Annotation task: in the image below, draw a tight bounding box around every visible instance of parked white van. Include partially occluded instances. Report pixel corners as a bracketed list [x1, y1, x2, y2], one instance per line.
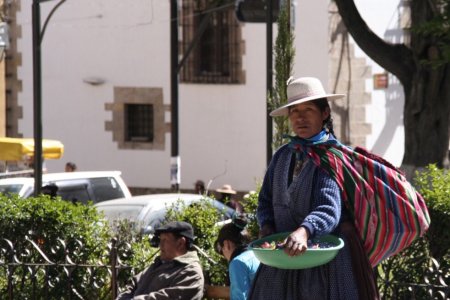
[0, 171, 132, 204]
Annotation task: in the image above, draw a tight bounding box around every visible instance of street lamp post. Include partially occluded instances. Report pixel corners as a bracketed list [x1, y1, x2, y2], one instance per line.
[32, 0, 43, 196]
[31, 0, 65, 196]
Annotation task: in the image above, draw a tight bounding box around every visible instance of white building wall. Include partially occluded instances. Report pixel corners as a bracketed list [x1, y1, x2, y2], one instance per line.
[15, 0, 336, 192]
[18, 0, 174, 188]
[293, 1, 329, 81]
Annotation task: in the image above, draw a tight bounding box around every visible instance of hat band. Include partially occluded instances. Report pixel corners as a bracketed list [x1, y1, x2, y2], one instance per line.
[288, 91, 324, 103]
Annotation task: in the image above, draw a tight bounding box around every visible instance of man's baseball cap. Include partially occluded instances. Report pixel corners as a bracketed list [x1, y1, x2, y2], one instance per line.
[155, 221, 195, 240]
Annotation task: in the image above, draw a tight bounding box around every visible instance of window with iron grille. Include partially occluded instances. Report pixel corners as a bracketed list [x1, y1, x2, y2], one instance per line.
[106, 87, 166, 151]
[125, 104, 154, 142]
[180, 0, 244, 84]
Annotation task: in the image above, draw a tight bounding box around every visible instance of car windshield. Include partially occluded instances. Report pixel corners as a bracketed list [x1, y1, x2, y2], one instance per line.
[90, 177, 126, 202]
[0, 184, 23, 196]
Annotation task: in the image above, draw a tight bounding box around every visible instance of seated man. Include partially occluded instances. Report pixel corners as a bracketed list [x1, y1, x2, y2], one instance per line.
[116, 221, 204, 300]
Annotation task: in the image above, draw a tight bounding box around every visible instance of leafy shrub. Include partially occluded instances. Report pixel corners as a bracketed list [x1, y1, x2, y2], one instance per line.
[414, 164, 450, 261]
[242, 186, 261, 240]
[0, 194, 112, 298]
[163, 198, 229, 286]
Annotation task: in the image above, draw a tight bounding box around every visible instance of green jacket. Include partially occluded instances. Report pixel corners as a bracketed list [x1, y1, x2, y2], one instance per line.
[116, 251, 204, 300]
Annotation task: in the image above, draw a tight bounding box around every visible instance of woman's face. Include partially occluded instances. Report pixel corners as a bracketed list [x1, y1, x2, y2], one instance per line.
[288, 101, 330, 139]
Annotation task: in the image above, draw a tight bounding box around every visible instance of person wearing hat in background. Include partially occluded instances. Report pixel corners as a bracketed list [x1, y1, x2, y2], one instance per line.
[214, 216, 260, 300]
[249, 77, 379, 299]
[216, 184, 244, 214]
[194, 180, 205, 195]
[116, 221, 204, 300]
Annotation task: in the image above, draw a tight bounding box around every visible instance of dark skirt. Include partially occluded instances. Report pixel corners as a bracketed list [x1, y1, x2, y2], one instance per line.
[341, 222, 379, 300]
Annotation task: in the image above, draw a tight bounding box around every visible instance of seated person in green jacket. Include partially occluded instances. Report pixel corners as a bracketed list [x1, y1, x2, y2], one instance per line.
[116, 221, 204, 300]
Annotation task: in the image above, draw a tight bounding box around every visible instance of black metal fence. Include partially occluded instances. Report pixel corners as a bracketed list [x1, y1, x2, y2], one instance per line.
[0, 237, 133, 300]
[1, 237, 449, 300]
[376, 254, 450, 300]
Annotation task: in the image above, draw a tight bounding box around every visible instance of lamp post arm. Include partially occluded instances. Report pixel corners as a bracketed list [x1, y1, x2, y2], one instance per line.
[40, 0, 66, 44]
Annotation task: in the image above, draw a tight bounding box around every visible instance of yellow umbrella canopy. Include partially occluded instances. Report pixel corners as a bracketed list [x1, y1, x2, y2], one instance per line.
[0, 137, 64, 161]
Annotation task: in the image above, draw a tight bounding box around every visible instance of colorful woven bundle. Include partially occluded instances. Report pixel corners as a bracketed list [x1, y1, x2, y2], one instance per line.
[303, 143, 431, 267]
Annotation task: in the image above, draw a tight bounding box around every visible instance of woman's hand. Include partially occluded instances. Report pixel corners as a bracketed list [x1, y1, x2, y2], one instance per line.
[283, 226, 309, 257]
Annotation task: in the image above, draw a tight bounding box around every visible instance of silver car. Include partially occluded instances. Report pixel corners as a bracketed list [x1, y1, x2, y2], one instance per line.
[94, 193, 235, 234]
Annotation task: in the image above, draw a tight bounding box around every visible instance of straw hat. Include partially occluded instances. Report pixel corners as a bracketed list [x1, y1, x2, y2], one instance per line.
[216, 184, 237, 195]
[270, 77, 345, 117]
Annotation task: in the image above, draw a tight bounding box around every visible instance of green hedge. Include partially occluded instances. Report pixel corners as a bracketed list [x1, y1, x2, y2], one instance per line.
[0, 194, 112, 298]
[0, 194, 160, 298]
[414, 164, 450, 262]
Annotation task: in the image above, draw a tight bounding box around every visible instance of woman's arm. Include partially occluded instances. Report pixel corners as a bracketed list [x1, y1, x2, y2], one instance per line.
[256, 157, 276, 236]
[229, 259, 252, 300]
[301, 168, 342, 237]
[284, 168, 342, 256]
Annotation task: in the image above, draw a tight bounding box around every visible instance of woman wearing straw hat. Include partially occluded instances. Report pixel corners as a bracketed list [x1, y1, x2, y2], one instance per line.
[249, 77, 379, 299]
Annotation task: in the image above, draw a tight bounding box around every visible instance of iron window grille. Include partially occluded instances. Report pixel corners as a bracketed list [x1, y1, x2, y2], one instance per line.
[125, 104, 154, 143]
[180, 0, 244, 84]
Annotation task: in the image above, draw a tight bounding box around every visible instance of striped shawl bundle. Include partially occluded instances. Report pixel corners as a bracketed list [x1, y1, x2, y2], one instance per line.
[302, 143, 430, 267]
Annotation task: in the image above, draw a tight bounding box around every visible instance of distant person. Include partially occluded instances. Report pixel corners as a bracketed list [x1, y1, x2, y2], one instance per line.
[65, 162, 77, 172]
[116, 221, 204, 300]
[194, 180, 205, 195]
[215, 216, 260, 300]
[216, 184, 244, 214]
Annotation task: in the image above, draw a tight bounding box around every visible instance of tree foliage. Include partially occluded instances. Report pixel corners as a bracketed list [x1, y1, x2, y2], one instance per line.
[269, 2, 295, 150]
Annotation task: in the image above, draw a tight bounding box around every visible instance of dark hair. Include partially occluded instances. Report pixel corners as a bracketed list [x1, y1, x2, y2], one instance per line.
[313, 98, 335, 136]
[215, 215, 249, 254]
[65, 162, 77, 171]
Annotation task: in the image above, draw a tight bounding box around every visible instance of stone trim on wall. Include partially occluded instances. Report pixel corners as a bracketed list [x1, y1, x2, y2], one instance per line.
[4, 0, 23, 137]
[328, 3, 372, 147]
[105, 87, 168, 151]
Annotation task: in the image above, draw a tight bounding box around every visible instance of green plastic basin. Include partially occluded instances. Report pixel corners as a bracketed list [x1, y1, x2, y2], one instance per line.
[249, 232, 344, 269]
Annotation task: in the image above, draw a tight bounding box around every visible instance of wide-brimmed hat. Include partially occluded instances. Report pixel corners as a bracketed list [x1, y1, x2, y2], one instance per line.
[270, 77, 345, 117]
[155, 221, 195, 240]
[216, 184, 237, 195]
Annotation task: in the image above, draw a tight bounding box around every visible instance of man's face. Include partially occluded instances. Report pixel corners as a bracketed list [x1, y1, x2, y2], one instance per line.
[159, 232, 184, 261]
